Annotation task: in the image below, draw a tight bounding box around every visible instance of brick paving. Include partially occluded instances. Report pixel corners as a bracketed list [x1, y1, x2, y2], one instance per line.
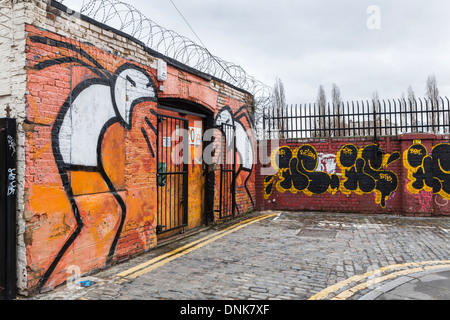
[28, 211, 450, 301]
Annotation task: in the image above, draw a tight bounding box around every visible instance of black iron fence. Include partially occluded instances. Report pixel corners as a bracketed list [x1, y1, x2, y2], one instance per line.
[156, 114, 189, 236]
[218, 123, 236, 219]
[263, 97, 450, 140]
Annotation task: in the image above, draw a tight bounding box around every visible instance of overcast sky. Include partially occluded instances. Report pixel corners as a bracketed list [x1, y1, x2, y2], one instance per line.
[63, 0, 450, 104]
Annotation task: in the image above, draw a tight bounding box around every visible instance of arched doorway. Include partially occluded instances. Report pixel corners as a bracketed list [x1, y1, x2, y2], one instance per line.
[156, 99, 214, 239]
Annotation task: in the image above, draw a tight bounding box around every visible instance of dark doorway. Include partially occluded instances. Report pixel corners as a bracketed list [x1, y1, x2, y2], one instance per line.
[0, 118, 17, 300]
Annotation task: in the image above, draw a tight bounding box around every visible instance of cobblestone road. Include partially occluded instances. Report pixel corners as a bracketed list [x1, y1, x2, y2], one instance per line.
[30, 211, 450, 301]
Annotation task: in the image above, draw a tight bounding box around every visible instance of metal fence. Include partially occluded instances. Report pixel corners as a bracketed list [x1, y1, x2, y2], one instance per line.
[263, 97, 450, 140]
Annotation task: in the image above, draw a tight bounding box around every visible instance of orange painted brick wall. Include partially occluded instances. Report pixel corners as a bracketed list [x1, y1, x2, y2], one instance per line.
[23, 24, 255, 293]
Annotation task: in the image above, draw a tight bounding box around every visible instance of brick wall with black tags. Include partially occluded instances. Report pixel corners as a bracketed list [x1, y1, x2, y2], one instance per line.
[256, 134, 450, 217]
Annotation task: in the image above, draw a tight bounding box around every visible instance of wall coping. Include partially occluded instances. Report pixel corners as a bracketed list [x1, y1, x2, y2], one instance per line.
[397, 133, 438, 141]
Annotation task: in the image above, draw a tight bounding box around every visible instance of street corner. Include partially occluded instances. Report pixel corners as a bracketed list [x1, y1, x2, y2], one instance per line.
[309, 260, 450, 300]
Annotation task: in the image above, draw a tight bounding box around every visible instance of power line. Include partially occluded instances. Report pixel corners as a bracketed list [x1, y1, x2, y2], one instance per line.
[168, 0, 238, 83]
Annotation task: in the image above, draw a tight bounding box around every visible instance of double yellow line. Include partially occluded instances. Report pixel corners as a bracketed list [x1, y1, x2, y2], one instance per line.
[309, 260, 450, 300]
[115, 213, 278, 280]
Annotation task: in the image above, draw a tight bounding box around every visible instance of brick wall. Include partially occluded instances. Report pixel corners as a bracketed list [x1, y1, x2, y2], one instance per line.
[0, 0, 38, 294]
[256, 134, 450, 217]
[2, 0, 256, 295]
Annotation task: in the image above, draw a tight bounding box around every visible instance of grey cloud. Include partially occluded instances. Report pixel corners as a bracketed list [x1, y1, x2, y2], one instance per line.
[63, 0, 450, 103]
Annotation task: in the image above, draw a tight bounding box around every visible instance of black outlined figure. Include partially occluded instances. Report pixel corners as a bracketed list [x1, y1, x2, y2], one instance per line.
[215, 106, 255, 211]
[30, 36, 158, 290]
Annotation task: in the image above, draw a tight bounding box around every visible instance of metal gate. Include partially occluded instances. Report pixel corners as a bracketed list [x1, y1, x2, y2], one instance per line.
[0, 118, 17, 300]
[156, 114, 189, 235]
[219, 123, 236, 219]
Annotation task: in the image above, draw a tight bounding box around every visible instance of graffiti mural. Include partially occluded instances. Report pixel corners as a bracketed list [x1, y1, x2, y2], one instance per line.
[317, 153, 337, 175]
[404, 143, 450, 200]
[337, 144, 401, 208]
[264, 145, 340, 199]
[215, 106, 255, 210]
[27, 29, 158, 290]
[25, 24, 257, 291]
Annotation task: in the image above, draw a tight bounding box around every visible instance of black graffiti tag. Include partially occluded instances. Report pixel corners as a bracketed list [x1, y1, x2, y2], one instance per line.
[264, 145, 339, 198]
[338, 144, 400, 208]
[7, 168, 17, 197]
[7, 135, 16, 157]
[433, 144, 450, 197]
[404, 143, 450, 199]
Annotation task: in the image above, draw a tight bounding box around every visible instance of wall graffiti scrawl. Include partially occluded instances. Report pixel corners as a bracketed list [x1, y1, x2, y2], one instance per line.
[264, 145, 340, 199]
[24, 24, 257, 291]
[404, 143, 450, 200]
[28, 33, 158, 290]
[264, 144, 401, 209]
[337, 144, 400, 208]
[215, 106, 255, 210]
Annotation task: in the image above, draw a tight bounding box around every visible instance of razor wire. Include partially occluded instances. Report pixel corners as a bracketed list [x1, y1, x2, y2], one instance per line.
[54, 0, 273, 112]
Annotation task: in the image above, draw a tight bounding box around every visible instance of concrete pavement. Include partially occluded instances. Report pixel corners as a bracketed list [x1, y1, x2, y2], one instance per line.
[363, 269, 450, 300]
[26, 211, 450, 301]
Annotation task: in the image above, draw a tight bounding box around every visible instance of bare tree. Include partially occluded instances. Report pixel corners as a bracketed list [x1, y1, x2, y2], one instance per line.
[372, 91, 381, 136]
[372, 91, 380, 107]
[316, 85, 327, 137]
[331, 83, 342, 137]
[426, 74, 439, 132]
[273, 77, 286, 139]
[400, 92, 407, 135]
[407, 85, 417, 132]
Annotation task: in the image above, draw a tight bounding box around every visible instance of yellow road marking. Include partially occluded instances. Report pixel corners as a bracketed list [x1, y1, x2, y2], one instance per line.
[424, 264, 450, 272]
[116, 215, 266, 278]
[309, 260, 450, 300]
[332, 267, 425, 300]
[116, 214, 278, 280]
[333, 263, 450, 300]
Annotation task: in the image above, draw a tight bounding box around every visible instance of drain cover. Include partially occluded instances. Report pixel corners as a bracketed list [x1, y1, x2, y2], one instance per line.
[297, 229, 337, 239]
